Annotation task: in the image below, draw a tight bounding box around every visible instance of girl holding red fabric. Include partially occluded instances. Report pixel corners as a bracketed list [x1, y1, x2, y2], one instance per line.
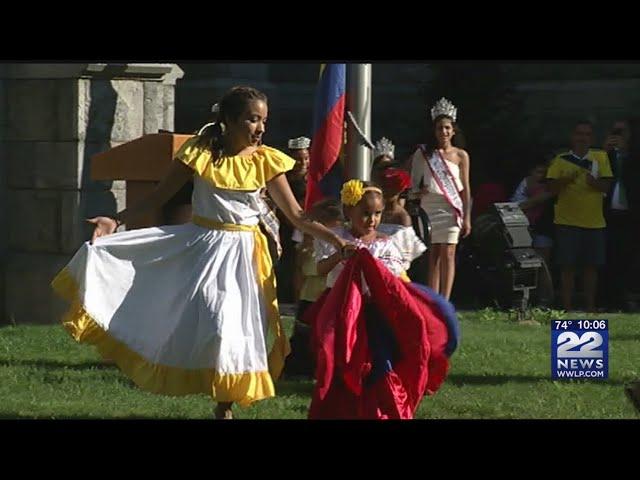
[306, 179, 459, 419]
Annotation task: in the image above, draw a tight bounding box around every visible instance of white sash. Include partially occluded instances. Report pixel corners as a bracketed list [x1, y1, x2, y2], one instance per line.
[420, 145, 463, 227]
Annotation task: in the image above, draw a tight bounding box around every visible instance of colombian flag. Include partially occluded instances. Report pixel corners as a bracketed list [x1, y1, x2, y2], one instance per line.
[304, 64, 346, 210]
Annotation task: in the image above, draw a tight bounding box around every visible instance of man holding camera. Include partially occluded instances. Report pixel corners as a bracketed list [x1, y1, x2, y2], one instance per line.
[547, 120, 613, 312]
[602, 120, 634, 311]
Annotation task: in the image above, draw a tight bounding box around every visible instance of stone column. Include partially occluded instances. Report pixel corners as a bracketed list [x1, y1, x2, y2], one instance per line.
[1, 63, 184, 324]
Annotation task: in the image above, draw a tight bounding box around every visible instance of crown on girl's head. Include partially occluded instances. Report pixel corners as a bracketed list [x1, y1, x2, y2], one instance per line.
[430, 97, 457, 122]
[373, 137, 395, 159]
[288, 136, 311, 150]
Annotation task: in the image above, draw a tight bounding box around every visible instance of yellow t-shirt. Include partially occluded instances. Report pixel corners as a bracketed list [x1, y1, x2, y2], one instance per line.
[546, 149, 613, 228]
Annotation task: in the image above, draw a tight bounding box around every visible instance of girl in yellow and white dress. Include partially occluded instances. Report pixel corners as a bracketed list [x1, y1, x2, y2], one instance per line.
[51, 86, 353, 419]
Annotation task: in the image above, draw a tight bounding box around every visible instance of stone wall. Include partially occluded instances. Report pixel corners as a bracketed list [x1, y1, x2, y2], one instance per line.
[1, 63, 183, 324]
[176, 61, 640, 162]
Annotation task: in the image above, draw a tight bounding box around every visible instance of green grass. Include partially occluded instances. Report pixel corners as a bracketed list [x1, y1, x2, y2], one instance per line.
[1, 310, 639, 419]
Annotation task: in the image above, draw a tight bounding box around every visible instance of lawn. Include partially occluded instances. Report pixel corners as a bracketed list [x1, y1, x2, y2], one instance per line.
[1, 309, 638, 419]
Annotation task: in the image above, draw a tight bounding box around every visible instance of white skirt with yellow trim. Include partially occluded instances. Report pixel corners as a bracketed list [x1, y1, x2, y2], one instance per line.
[51, 222, 282, 406]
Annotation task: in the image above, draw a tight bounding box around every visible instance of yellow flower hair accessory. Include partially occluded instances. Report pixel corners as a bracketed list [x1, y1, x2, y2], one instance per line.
[340, 179, 383, 206]
[341, 179, 365, 206]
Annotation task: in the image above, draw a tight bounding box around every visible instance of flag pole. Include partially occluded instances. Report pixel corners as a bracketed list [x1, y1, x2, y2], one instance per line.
[346, 64, 372, 181]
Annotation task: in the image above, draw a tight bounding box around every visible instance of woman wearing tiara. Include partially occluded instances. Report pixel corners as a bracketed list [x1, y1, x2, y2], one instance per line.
[409, 98, 471, 301]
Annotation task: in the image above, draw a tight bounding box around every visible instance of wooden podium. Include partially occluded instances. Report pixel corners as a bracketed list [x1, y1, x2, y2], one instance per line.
[91, 133, 194, 229]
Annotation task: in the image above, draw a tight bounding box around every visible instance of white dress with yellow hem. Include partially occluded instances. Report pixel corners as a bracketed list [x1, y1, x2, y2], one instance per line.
[51, 138, 295, 407]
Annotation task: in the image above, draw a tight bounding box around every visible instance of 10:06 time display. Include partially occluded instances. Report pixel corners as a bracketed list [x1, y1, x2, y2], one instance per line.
[577, 320, 607, 330]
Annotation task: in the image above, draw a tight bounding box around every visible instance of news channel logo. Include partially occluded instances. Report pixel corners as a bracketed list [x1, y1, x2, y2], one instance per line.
[551, 319, 608, 380]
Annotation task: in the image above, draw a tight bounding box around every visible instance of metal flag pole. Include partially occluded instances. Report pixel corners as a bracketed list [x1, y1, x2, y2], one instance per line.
[346, 64, 372, 181]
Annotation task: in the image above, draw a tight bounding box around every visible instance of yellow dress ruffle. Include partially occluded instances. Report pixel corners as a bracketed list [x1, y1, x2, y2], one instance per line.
[51, 268, 275, 407]
[175, 137, 296, 191]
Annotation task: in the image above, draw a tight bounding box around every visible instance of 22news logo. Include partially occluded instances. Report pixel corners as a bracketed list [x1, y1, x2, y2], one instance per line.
[551, 320, 608, 380]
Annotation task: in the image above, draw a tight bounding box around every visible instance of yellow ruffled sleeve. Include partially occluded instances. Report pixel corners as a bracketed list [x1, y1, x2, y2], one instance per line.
[174, 136, 212, 176]
[176, 144, 296, 190]
[258, 146, 296, 182]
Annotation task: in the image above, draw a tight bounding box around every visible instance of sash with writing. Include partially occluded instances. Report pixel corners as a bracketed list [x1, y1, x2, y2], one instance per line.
[257, 196, 282, 260]
[420, 145, 463, 227]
